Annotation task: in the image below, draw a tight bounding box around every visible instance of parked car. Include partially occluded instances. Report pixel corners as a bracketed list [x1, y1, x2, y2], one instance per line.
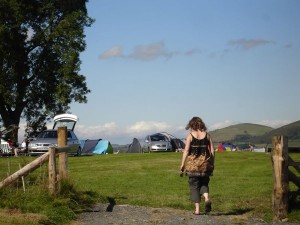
[28, 114, 81, 156]
[143, 133, 173, 153]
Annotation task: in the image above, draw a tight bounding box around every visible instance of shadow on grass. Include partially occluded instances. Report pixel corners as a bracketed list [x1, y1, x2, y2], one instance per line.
[289, 191, 300, 212]
[210, 208, 254, 216]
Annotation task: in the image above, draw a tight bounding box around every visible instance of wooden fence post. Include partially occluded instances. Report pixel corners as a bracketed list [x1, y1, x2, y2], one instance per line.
[57, 127, 68, 180]
[271, 136, 289, 222]
[48, 147, 57, 194]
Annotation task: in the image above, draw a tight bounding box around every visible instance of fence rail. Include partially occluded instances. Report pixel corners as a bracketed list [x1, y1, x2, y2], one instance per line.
[0, 127, 69, 195]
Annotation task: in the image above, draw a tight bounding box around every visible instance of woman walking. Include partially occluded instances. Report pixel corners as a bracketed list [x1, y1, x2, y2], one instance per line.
[180, 117, 215, 215]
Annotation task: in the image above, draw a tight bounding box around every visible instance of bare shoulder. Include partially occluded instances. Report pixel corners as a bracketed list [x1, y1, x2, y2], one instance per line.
[186, 133, 192, 141]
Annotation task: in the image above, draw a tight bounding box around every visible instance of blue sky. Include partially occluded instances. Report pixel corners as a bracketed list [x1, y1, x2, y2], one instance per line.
[62, 0, 300, 144]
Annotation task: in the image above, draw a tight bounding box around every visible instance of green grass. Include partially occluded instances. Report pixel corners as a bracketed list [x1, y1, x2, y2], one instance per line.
[0, 151, 299, 224]
[0, 157, 99, 225]
[68, 152, 299, 222]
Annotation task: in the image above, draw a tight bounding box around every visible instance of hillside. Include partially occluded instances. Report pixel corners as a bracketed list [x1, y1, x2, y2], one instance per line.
[210, 123, 273, 143]
[251, 120, 300, 146]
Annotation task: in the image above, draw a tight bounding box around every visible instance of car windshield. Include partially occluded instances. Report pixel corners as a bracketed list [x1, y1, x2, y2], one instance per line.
[150, 135, 167, 141]
[37, 131, 58, 139]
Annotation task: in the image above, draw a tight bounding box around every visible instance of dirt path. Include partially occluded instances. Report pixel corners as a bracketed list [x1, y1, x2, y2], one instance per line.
[71, 203, 300, 225]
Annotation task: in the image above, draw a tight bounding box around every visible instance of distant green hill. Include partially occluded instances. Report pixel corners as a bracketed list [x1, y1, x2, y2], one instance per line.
[209, 121, 300, 147]
[251, 120, 300, 146]
[210, 123, 273, 143]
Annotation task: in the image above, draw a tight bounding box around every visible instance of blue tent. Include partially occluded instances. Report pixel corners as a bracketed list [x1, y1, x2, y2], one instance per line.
[81, 139, 113, 155]
[80, 140, 86, 149]
[93, 140, 113, 154]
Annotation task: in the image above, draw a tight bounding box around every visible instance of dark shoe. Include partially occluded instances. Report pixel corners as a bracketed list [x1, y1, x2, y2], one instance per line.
[205, 200, 212, 213]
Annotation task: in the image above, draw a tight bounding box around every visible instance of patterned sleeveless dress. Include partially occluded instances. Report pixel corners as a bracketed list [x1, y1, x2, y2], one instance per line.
[185, 133, 214, 177]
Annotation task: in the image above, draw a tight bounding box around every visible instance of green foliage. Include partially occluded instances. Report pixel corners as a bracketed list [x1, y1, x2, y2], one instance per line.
[0, 0, 94, 138]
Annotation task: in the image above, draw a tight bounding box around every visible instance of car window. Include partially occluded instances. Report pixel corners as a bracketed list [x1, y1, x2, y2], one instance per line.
[38, 131, 58, 138]
[53, 114, 78, 131]
[54, 120, 76, 130]
[150, 135, 166, 141]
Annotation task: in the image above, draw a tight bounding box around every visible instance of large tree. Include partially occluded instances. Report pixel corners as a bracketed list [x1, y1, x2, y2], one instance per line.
[0, 0, 93, 142]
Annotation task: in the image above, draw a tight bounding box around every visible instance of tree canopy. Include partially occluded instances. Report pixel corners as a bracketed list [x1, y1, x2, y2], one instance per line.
[0, 0, 94, 141]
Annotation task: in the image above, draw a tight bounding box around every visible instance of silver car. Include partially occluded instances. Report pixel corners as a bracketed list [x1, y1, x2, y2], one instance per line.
[143, 133, 173, 153]
[28, 114, 81, 156]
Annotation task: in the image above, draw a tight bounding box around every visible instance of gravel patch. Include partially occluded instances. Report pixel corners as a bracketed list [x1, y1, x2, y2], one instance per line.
[72, 203, 300, 225]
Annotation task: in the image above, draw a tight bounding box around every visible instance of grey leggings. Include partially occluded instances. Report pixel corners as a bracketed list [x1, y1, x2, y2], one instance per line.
[188, 176, 210, 203]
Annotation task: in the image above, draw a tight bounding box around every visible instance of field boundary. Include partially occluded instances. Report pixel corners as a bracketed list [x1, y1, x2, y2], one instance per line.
[0, 127, 70, 194]
[271, 136, 300, 222]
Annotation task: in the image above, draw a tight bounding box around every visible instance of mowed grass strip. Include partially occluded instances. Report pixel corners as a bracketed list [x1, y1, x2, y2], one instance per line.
[68, 151, 299, 222]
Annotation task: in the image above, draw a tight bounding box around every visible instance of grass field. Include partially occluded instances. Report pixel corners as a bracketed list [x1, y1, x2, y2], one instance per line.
[0, 151, 299, 224]
[67, 151, 300, 222]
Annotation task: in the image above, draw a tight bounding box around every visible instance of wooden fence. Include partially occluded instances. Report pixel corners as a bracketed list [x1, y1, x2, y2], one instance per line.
[0, 127, 69, 195]
[271, 136, 300, 222]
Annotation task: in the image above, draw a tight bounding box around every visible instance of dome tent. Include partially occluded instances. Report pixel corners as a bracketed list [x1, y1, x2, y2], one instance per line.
[81, 139, 113, 155]
[217, 143, 234, 151]
[127, 138, 142, 153]
[157, 132, 185, 151]
[93, 140, 113, 154]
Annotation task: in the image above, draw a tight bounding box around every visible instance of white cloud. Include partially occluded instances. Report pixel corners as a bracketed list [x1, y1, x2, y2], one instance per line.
[255, 120, 292, 128]
[99, 46, 123, 59]
[17, 122, 27, 141]
[100, 41, 194, 62]
[128, 41, 177, 61]
[208, 120, 238, 131]
[76, 122, 119, 138]
[126, 121, 171, 134]
[228, 38, 274, 50]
